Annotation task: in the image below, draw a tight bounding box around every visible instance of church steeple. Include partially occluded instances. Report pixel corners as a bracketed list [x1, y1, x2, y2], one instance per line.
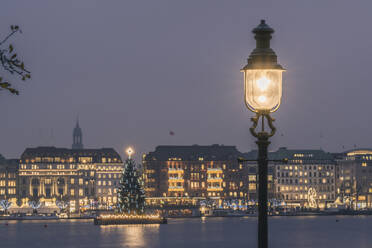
[72, 119, 83, 149]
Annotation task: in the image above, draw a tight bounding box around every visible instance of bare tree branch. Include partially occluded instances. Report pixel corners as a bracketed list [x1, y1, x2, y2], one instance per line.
[0, 25, 31, 95]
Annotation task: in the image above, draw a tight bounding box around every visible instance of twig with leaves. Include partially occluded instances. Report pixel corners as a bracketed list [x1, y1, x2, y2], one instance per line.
[0, 25, 31, 95]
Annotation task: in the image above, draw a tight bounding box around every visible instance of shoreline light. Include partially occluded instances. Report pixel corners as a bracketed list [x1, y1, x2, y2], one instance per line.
[98, 214, 161, 220]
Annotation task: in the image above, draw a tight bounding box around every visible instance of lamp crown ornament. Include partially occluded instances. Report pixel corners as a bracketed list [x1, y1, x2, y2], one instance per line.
[243, 19, 284, 70]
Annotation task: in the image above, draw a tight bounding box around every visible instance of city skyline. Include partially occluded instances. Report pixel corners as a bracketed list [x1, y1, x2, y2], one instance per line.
[0, 117, 368, 160]
[2, 1, 372, 161]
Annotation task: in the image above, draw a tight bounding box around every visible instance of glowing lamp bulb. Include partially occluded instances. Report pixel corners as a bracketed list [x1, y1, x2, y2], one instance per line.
[258, 95, 267, 103]
[257, 77, 270, 91]
[243, 69, 284, 113]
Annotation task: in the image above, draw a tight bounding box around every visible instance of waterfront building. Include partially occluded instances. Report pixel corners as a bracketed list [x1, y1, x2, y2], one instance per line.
[143, 145, 337, 209]
[0, 155, 18, 205]
[271, 148, 336, 208]
[335, 149, 372, 209]
[18, 121, 123, 212]
[95, 153, 123, 207]
[19, 146, 122, 212]
[240, 160, 276, 203]
[143, 145, 245, 204]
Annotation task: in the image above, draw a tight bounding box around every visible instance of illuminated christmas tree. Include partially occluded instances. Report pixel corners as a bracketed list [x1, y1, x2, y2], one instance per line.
[117, 148, 145, 214]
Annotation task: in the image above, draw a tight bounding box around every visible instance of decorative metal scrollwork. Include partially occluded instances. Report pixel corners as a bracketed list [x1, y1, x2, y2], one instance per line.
[249, 112, 276, 138]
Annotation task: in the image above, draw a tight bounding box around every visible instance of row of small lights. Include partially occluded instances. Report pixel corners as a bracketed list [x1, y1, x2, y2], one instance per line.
[98, 214, 161, 220]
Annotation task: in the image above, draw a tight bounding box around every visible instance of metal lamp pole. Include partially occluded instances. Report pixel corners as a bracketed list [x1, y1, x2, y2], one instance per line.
[241, 20, 285, 248]
[251, 113, 276, 248]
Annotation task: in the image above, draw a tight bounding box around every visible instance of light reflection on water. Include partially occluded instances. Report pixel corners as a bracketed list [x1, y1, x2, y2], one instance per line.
[100, 224, 160, 247]
[1, 216, 372, 248]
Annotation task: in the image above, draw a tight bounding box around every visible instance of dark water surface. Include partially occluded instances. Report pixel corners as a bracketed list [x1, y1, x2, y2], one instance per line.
[1, 216, 371, 248]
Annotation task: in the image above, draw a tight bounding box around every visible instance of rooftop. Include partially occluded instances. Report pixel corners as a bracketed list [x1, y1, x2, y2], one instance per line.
[144, 144, 242, 161]
[244, 147, 335, 163]
[0, 158, 19, 171]
[21, 146, 122, 163]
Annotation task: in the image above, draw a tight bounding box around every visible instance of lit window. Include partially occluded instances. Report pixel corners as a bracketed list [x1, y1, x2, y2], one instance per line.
[8, 188, 16, 194]
[249, 183, 256, 190]
[70, 189, 75, 196]
[79, 189, 83, 196]
[79, 179, 83, 185]
[249, 175, 256, 181]
[8, 181, 16, 187]
[79, 157, 92, 163]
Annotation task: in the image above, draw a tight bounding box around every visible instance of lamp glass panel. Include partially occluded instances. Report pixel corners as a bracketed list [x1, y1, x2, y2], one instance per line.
[244, 69, 283, 112]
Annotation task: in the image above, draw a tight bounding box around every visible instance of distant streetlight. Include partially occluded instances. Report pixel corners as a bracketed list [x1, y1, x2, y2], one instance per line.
[241, 20, 285, 248]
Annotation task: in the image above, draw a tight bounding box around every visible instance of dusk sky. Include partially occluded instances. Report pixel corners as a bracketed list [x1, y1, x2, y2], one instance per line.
[2, 0, 372, 160]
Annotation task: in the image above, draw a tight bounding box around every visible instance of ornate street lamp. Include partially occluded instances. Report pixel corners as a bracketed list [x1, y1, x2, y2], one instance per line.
[241, 20, 285, 248]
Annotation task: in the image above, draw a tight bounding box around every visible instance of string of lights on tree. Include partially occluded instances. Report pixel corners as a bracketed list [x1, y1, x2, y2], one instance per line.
[117, 147, 146, 214]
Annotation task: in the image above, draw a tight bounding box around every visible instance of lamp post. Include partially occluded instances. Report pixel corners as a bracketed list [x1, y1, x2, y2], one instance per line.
[241, 20, 285, 248]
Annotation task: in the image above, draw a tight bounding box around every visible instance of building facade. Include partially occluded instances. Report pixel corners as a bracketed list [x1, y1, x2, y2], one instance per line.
[0, 155, 18, 205]
[271, 148, 336, 208]
[17, 121, 123, 212]
[143, 145, 246, 203]
[144, 145, 337, 209]
[335, 149, 372, 209]
[19, 146, 123, 212]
